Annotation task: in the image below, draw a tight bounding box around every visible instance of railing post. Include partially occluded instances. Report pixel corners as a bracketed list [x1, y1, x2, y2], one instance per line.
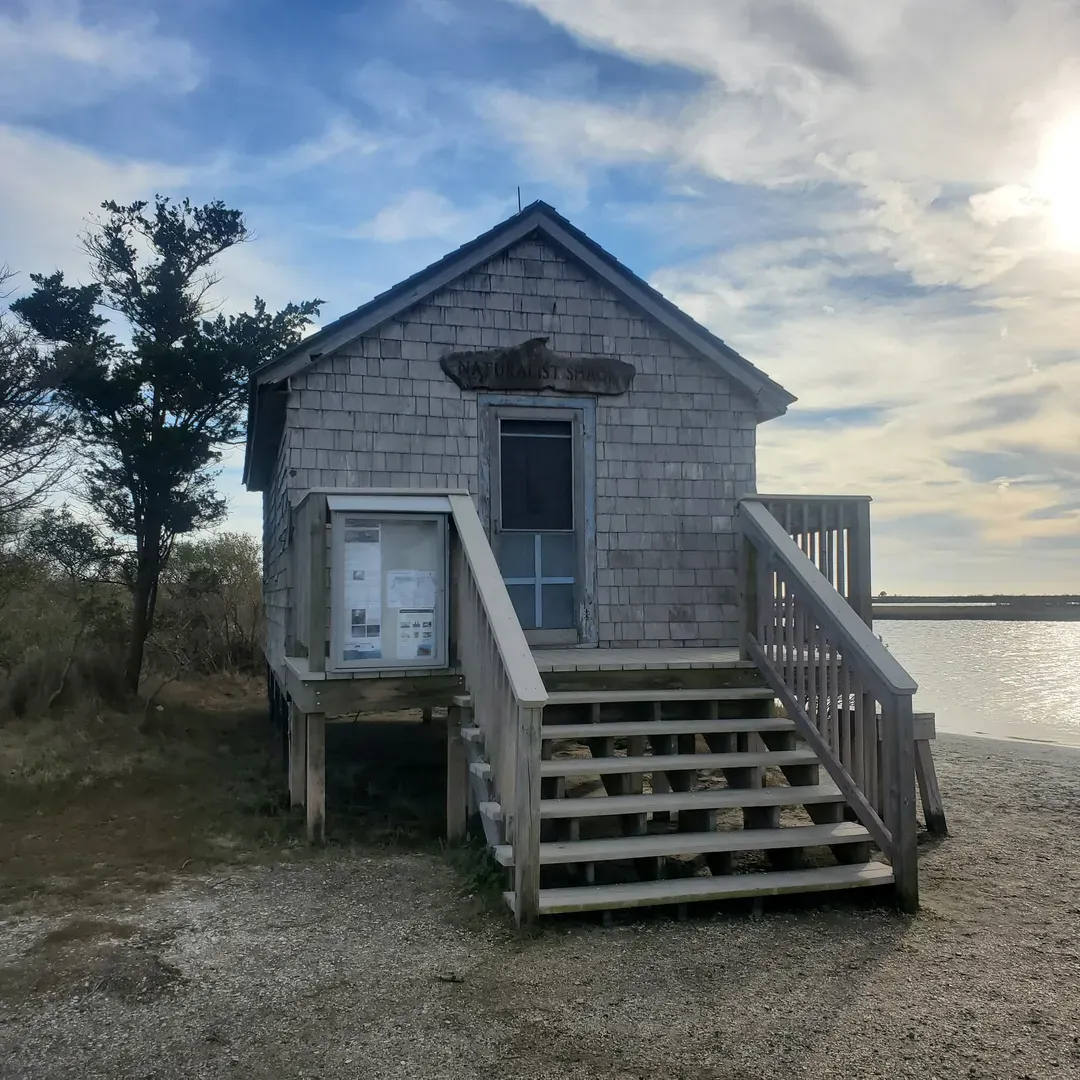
[513, 704, 543, 925]
[885, 695, 918, 913]
[850, 499, 873, 628]
[738, 532, 759, 660]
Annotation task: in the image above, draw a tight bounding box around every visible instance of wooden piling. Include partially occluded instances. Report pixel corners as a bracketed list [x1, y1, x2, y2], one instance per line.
[305, 712, 326, 845]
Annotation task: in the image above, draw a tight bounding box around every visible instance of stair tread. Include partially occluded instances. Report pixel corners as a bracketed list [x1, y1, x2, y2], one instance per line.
[493, 821, 872, 866]
[506, 862, 895, 914]
[540, 783, 844, 818]
[542, 749, 818, 777]
[544, 687, 775, 705]
[542, 717, 794, 740]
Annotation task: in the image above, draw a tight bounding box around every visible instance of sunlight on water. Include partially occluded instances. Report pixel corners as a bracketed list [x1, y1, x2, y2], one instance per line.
[878, 622, 1080, 746]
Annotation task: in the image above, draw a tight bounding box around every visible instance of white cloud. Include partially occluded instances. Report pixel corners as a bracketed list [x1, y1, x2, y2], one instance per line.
[0, 124, 193, 280]
[355, 189, 514, 244]
[491, 0, 1080, 587]
[260, 118, 380, 178]
[0, 1, 202, 116]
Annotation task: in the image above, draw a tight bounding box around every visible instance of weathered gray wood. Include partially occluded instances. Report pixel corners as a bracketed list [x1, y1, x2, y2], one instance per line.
[446, 705, 469, 842]
[509, 861, 894, 915]
[748, 637, 893, 854]
[286, 668, 465, 716]
[850, 498, 874, 627]
[739, 500, 915, 696]
[512, 705, 543, 926]
[739, 536, 758, 662]
[492, 822, 875, 866]
[541, 749, 817, 777]
[542, 716, 793, 740]
[541, 783, 845, 819]
[885, 696, 919, 912]
[543, 687, 775, 706]
[915, 738, 948, 836]
[447, 493, 547, 707]
[288, 702, 306, 808]
[305, 712, 326, 844]
[306, 493, 328, 675]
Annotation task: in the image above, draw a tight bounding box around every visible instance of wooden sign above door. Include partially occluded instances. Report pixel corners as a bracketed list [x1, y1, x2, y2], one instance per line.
[439, 337, 635, 395]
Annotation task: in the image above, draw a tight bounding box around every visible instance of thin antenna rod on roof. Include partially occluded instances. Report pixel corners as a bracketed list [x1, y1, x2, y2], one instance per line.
[517, 186, 522, 212]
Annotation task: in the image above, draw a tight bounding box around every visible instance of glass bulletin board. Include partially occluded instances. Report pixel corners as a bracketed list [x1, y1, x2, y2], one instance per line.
[329, 512, 448, 672]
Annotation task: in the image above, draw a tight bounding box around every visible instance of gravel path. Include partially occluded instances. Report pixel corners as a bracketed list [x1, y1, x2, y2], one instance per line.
[2, 732, 1079, 1080]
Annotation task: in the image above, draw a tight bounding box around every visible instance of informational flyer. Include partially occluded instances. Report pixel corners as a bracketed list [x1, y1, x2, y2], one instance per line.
[386, 569, 437, 610]
[343, 522, 382, 660]
[397, 610, 435, 660]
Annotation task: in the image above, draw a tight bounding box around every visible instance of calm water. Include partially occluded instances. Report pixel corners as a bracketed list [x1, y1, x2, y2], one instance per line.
[877, 621, 1080, 747]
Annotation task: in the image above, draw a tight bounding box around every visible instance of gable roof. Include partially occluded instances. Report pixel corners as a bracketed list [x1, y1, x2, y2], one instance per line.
[243, 201, 795, 487]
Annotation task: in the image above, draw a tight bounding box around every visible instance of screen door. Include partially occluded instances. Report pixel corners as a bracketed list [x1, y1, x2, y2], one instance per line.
[494, 415, 582, 644]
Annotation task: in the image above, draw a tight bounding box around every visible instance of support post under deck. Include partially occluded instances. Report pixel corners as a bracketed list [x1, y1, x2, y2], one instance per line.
[306, 712, 326, 845]
[446, 702, 469, 842]
[288, 703, 307, 808]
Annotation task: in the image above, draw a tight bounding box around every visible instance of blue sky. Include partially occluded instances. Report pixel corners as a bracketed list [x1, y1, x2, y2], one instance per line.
[3, 0, 1080, 591]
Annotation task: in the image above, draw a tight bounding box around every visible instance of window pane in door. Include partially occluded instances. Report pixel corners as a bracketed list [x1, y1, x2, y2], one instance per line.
[497, 532, 534, 578]
[507, 585, 536, 629]
[541, 533, 576, 578]
[541, 584, 575, 629]
[500, 421, 573, 531]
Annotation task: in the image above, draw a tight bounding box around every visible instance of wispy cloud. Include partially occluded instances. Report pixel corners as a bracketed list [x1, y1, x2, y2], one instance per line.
[0, 1, 202, 116]
[487, 0, 1080, 583]
[353, 189, 516, 244]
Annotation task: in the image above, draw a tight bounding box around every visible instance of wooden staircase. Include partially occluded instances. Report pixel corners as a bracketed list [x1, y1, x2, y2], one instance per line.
[448, 492, 919, 924]
[458, 661, 895, 918]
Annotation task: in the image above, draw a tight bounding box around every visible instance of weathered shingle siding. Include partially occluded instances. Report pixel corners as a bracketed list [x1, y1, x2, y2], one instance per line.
[262, 436, 293, 673]
[270, 236, 758, 648]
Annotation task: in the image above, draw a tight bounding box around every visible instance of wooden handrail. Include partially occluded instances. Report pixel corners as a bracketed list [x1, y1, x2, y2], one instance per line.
[738, 497, 919, 913]
[740, 500, 916, 696]
[447, 494, 548, 707]
[448, 492, 546, 926]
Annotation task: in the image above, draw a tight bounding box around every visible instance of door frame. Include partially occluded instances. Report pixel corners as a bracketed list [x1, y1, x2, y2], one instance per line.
[477, 394, 598, 647]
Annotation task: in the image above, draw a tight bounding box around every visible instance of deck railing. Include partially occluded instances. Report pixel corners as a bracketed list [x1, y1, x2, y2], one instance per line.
[757, 495, 873, 627]
[447, 493, 548, 924]
[738, 498, 919, 912]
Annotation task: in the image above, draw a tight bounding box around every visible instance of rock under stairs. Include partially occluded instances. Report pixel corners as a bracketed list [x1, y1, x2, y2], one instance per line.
[468, 667, 893, 917]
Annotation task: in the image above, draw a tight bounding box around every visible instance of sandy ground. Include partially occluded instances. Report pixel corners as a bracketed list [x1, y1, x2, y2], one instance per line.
[2, 731, 1080, 1080]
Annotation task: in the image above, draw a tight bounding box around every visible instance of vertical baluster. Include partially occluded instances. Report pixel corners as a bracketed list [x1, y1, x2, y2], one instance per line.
[756, 552, 770, 655]
[768, 567, 779, 664]
[830, 628, 841, 758]
[816, 623, 828, 743]
[823, 631, 834, 754]
[800, 501, 809, 563]
[783, 575, 795, 688]
[792, 598, 805, 709]
[822, 501, 834, 587]
[836, 502, 848, 604]
[840, 660, 853, 773]
[851, 676, 864, 787]
[864, 690, 878, 814]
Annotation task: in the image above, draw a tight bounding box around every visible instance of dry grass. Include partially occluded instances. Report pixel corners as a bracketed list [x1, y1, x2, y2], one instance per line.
[0, 674, 458, 916]
[0, 674, 301, 912]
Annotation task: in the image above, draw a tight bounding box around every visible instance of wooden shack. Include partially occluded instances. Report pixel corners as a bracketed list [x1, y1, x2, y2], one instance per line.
[243, 201, 926, 924]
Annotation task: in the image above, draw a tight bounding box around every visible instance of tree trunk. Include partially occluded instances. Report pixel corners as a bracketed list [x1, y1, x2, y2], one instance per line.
[124, 541, 160, 693]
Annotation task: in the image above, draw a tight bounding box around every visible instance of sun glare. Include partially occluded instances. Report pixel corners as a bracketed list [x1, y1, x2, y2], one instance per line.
[1035, 114, 1080, 249]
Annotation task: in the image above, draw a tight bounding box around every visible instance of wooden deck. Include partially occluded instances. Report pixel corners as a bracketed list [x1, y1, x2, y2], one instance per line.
[531, 646, 746, 672]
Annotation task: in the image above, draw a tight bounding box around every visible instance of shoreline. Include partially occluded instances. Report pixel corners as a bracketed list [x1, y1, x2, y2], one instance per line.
[936, 726, 1080, 761]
